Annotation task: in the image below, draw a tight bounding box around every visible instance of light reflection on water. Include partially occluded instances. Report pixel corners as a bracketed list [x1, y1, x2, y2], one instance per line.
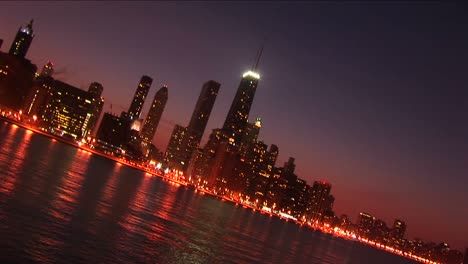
[0, 122, 419, 264]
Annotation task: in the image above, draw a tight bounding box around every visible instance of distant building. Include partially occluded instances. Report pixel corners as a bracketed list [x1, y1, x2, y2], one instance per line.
[208, 141, 241, 190]
[41, 80, 96, 139]
[164, 125, 187, 170]
[140, 85, 168, 144]
[23, 75, 54, 117]
[239, 118, 261, 158]
[40, 61, 54, 77]
[222, 70, 260, 145]
[463, 248, 468, 264]
[392, 219, 406, 239]
[308, 181, 333, 222]
[0, 20, 37, 111]
[96, 113, 131, 149]
[358, 212, 375, 237]
[9, 19, 34, 58]
[127, 75, 152, 120]
[283, 157, 296, 174]
[86, 82, 104, 136]
[0, 53, 37, 111]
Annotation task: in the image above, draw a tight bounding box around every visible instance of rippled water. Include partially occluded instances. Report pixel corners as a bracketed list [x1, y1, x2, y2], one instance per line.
[0, 122, 419, 264]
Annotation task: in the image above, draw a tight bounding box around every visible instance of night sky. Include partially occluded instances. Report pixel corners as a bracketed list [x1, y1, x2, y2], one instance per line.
[1, 2, 467, 249]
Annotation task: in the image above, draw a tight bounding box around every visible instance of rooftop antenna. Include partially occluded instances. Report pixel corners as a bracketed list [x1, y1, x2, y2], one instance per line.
[252, 38, 266, 71]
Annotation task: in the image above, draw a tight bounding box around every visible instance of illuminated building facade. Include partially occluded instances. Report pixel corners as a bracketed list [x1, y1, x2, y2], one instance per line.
[127, 75, 152, 120]
[41, 80, 95, 139]
[140, 85, 168, 144]
[9, 20, 34, 58]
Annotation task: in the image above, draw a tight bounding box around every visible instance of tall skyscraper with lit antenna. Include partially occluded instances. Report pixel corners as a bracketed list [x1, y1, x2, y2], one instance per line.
[222, 46, 263, 145]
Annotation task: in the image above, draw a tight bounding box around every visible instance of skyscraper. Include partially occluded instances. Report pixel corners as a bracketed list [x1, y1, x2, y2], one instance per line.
[222, 46, 263, 145]
[140, 85, 168, 144]
[308, 181, 333, 222]
[186, 80, 220, 148]
[222, 70, 260, 144]
[9, 20, 34, 58]
[164, 125, 188, 169]
[127, 75, 152, 120]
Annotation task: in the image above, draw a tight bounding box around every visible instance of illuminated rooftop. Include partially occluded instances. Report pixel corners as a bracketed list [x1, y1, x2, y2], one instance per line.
[242, 70, 260, 80]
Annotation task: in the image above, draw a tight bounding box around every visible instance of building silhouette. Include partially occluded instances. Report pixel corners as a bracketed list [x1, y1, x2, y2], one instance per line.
[140, 85, 168, 144]
[164, 80, 220, 171]
[184, 80, 220, 156]
[127, 75, 152, 120]
[96, 113, 131, 150]
[0, 20, 37, 111]
[9, 19, 34, 58]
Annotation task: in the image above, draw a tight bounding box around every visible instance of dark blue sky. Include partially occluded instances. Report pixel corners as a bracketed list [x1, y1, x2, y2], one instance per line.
[1, 2, 467, 248]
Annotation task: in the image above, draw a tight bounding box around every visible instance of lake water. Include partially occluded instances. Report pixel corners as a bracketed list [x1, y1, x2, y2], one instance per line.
[0, 121, 419, 264]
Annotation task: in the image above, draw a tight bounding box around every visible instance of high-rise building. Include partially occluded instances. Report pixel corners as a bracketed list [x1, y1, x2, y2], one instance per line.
[165, 80, 220, 171]
[0, 39, 3, 50]
[87, 82, 104, 136]
[308, 181, 333, 222]
[222, 46, 263, 145]
[140, 85, 168, 144]
[184, 80, 220, 152]
[392, 219, 406, 239]
[127, 75, 152, 120]
[358, 212, 375, 237]
[40, 61, 54, 77]
[9, 20, 34, 58]
[186, 80, 220, 142]
[164, 125, 187, 169]
[222, 70, 260, 144]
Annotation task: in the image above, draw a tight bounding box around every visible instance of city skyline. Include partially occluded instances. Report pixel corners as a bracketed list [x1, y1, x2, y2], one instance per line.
[0, 2, 467, 249]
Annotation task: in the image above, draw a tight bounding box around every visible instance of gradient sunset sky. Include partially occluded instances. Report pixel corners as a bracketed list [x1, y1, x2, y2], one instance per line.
[1, 2, 467, 249]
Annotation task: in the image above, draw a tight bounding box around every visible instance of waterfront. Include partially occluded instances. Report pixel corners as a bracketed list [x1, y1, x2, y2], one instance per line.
[0, 121, 420, 264]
